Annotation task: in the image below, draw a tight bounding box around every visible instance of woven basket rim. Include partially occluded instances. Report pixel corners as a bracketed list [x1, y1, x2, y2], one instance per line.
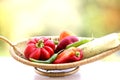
[9, 36, 120, 70]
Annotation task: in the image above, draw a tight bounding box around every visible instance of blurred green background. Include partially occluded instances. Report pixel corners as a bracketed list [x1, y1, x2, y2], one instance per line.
[0, 0, 120, 61]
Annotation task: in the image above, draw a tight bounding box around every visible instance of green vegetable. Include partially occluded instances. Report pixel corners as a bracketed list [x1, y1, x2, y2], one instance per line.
[29, 50, 63, 64]
[78, 33, 120, 59]
[55, 36, 79, 53]
[30, 54, 58, 64]
[66, 39, 92, 49]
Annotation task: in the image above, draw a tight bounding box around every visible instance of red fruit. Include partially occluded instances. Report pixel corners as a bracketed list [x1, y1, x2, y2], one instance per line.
[24, 37, 55, 60]
[55, 36, 79, 53]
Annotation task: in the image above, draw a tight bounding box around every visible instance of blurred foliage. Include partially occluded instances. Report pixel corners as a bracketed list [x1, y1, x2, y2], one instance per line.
[80, 0, 120, 37]
[0, 0, 120, 58]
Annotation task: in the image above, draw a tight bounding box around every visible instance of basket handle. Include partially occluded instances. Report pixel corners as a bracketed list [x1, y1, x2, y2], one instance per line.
[0, 36, 14, 47]
[0, 35, 24, 57]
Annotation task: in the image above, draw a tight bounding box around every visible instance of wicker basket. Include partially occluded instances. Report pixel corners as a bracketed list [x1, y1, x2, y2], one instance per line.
[0, 36, 119, 77]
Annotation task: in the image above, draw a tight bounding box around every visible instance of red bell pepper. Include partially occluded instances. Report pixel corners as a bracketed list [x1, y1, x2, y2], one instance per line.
[24, 37, 55, 60]
[53, 47, 83, 64]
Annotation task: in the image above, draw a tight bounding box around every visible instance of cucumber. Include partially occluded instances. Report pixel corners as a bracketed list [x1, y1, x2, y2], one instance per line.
[78, 33, 120, 59]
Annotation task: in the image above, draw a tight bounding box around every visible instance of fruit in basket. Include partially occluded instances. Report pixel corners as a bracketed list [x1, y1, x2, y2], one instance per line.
[53, 47, 83, 64]
[59, 30, 74, 41]
[29, 50, 63, 64]
[22, 28, 120, 65]
[78, 33, 120, 59]
[24, 37, 55, 60]
[55, 36, 79, 53]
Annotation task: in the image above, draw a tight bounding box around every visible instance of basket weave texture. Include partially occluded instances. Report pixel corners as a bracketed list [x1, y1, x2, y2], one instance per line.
[9, 36, 120, 70]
